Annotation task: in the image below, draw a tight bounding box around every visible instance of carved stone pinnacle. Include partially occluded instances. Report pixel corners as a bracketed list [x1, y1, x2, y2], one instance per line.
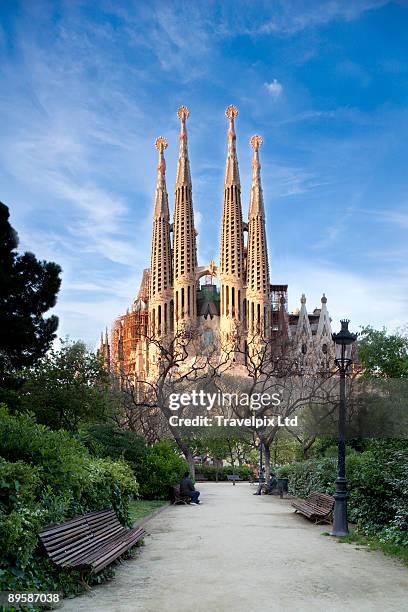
[250, 135, 263, 151]
[226, 104, 238, 119]
[177, 106, 189, 121]
[155, 136, 168, 151]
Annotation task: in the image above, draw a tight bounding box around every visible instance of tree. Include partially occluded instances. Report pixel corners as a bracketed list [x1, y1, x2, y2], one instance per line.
[215, 328, 340, 480]
[114, 324, 229, 476]
[20, 340, 114, 432]
[80, 422, 147, 470]
[358, 326, 408, 379]
[0, 203, 61, 393]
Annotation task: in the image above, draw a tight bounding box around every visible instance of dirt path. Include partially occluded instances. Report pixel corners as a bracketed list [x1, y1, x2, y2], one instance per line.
[61, 482, 408, 612]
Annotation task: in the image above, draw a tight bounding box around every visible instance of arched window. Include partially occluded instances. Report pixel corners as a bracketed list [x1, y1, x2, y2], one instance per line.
[301, 343, 307, 355]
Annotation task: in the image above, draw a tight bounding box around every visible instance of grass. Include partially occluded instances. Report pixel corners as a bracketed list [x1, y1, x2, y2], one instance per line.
[328, 528, 408, 567]
[129, 499, 169, 524]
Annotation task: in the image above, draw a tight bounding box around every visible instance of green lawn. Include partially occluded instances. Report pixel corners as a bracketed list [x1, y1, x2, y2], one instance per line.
[323, 529, 408, 567]
[129, 499, 169, 524]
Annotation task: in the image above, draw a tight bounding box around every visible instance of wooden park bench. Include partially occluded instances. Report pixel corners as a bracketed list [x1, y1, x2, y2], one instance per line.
[291, 492, 334, 524]
[226, 474, 241, 483]
[195, 473, 208, 482]
[170, 484, 191, 505]
[39, 509, 146, 576]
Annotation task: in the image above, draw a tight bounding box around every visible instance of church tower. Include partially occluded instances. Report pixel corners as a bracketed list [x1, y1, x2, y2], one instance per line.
[219, 105, 245, 357]
[246, 135, 271, 341]
[149, 137, 173, 338]
[173, 106, 197, 330]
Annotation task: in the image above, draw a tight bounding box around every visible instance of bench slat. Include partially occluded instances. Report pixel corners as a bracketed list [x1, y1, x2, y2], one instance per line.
[39, 509, 146, 574]
[292, 491, 334, 523]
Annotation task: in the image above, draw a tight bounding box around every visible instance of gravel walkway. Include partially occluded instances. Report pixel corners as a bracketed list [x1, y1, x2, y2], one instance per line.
[60, 482, 408, 612]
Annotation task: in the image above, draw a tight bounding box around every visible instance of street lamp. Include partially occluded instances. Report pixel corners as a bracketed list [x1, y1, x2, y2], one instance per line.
[331, 319, 357, 536]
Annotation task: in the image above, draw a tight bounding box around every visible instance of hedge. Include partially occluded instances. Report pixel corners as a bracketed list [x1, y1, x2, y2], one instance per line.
[194, 464, 252, 481]
[0, 405, 139, 598]
[277, 440, 408, 547]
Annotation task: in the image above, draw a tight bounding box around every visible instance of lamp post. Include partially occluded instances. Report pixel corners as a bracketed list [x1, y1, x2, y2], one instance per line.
[331, 319, 357, 536]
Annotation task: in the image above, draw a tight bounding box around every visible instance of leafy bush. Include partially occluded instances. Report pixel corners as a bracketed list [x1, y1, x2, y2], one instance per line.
[137, 441, 188, 499]
[279, 439, 408, 548]
[0, 406, 139, 597]
[0, 405, 90, 497]
[80, 423, 147, 472]
[83, 458, 139, 526]
[194, 464, 251, 481]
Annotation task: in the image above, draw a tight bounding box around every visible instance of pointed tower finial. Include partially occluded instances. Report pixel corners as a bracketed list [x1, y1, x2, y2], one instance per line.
[224, 105, 240, 186]
[154, 137, 168, 217]
[176, 106, 191, 187]
[155, 136, 168, 152]
[149, 134, 172, 318]
[173, 105, 197, 327]
[246, 134, 270, 336]
[250, 134, 263, 151]
[249, 135, 264, 217]
[177, 105, 189, 121]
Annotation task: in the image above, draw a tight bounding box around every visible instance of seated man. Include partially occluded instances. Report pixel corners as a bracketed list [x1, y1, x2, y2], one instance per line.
[253, 472, 278, 495]
[266, 472, 278, 494]
[180, 471, 200, 504]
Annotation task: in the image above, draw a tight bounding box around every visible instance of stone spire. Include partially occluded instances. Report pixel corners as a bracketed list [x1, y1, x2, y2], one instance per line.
[99, 327, 110, 368]
[295, 294, 313, 359]
[246, 135, 270, 338]
[173, 106, 197, 327]
[149, 137, 173, 337]
[316, 294, 332, 339]
[315, 293, 334, 368]
[219, 105, 245, 357]
[224, 104, 240, 186]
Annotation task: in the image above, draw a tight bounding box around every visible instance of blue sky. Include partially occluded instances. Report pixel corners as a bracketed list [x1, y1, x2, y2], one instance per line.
[1, 0, 407, 347]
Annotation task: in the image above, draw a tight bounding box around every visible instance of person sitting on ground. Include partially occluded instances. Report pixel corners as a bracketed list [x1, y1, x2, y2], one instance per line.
[180, 471, 200, 504]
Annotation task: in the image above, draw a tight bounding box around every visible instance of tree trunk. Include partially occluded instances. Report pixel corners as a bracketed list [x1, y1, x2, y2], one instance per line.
[263, 442, 271, 481]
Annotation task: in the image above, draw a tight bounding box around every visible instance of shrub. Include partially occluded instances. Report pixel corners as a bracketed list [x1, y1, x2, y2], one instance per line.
[194, 464, 251, 481]
[83, 458, 139, 526]
[80, 423, 147, 472]
[137, 441, 188, 499]
[0, 406, 139, 597]
[279, 440, 408, 548]
[0, 405, 90, 498]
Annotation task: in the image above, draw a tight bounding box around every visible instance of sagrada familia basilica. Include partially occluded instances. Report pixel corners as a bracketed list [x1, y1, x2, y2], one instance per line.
[100, 105, 334, 380]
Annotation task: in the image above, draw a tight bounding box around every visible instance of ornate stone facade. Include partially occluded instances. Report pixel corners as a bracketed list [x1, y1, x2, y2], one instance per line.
[100, 106, 334, 379]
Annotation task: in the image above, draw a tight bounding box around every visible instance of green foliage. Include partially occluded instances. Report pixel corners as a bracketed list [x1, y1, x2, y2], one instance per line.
[336, 529, 408, 568]
[281, 439, 408, 549]
[279, 457, 337, 498]
[0, 406, 139, 596]
[0, 202, 61, 377]
[137, 441, 188, 499]
[81, 423, 147, 471]
[84, 458, 139, 527]
[19, 340, 113, 432]
[0, 458, 41, 513]
[191, 430, 255, 466]
[358, 326, 408, 379]
[194, 464, 252, 481]
[0, 405, 90, 494]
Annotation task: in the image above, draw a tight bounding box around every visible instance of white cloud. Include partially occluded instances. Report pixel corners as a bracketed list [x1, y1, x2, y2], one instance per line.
[275, 257, 408, 333]
[264, 79, 283, 99]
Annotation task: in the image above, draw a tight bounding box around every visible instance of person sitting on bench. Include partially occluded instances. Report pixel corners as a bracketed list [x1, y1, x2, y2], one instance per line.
[180, 471, 201, 504]
[253, 472, 278, 495]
